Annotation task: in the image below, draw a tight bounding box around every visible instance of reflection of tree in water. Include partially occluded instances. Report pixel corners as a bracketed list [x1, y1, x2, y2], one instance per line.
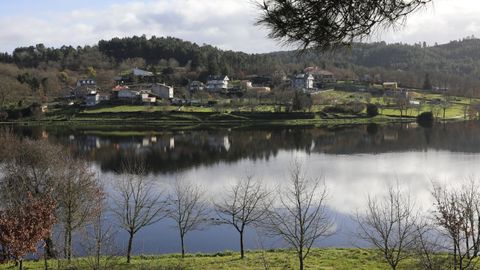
[37, 128, 314, 174]
[10, 121, 480, 174]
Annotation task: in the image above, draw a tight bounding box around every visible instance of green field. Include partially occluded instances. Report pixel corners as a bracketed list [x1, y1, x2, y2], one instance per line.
[12, 90, 478, 128]
[0, 249, 426, 270]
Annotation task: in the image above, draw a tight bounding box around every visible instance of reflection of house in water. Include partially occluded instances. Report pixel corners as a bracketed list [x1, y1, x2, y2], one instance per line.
[144, 136, 175, 152]
[82, 136, 109, 150]
[207, 136, 231, 152]
[170, 137, 175, 150]
[383, 130, 399, 141]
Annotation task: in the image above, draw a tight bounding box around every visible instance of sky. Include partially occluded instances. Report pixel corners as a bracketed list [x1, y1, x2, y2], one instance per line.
[0, 0, 479, 54]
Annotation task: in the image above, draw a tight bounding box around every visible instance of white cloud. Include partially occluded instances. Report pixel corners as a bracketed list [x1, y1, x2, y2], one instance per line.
[0, 0, 281, 53]
[0, 0, 480, 53]
[379, 0, 480, 45]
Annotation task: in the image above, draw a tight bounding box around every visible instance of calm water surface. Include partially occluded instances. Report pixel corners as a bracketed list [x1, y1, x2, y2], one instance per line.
[12, 122, 480, 254]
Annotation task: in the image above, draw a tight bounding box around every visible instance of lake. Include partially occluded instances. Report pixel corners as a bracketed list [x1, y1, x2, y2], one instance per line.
[10, 121, 480, 255]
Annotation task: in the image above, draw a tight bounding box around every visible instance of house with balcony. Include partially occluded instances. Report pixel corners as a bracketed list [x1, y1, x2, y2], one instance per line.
[188, 81, 206, 93]
[73, 79, 98, 98]
[292, 73, 314, 91]
[206, 75, 229, 92]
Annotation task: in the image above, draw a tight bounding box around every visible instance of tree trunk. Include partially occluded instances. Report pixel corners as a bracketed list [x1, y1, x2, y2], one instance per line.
[299, 253, 304, 270]
[454, 244, 457, 270]
[181, 234, 185, 258]
[67, 229, 72, 262]
[44, 250, 48, 270]
[95, 236, 101, 269]
[127, 231, 134, 264]
[0, 244, 7, 263]
[18, 259, 23, 270]
[240, 231, 245, 259]
[63, 230, 68, 260]
[44, 237, 55, 259]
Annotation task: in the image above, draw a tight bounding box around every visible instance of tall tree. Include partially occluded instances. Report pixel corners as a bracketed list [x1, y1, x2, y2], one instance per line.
[56, 157, 104, 262]
[16, 73, 40, 97]
[432, 181, 480, 270]
[214, 176, 271, 259]
[264, 161, 334, 270]
[423, 73, 432, 90]
[166, 179, 209, 258]
[356, 185, 419, 270]
[112, 158, 165, 264]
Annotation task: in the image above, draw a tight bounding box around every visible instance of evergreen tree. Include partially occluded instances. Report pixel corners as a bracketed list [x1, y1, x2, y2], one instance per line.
[423, 73, 432, 90]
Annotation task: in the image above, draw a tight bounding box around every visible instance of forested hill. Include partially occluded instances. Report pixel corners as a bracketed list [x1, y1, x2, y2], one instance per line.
[1, 35, 480, 96]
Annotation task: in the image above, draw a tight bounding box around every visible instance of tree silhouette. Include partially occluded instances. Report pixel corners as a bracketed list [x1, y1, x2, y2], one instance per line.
[257, 0, 431, 50]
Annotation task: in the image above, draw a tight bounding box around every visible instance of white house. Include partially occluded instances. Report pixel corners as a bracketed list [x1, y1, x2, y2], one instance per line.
[152, 83, 174, 99]
[240, 80, 253, 90]
[74, 79, 97, 98]
[206, 75, 229, 92]
[118, 89, 139, 99]
[140, 92, 157, 104]
[383, 82, 398, 91]
[85, 91, 100, 107]
[188, 81, 205, 92]
[292, 74, 314, 90]
[304, 67, 336, 83]
[76, 79, 96, 87]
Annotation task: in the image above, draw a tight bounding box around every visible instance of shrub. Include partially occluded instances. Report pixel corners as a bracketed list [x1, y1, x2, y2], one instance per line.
[366, 104, 379, 117]
[292, 92, 313, 112]
[417, 111, 434, 127]
[322, 102, 365, 115]
[0, 111, 7, 121]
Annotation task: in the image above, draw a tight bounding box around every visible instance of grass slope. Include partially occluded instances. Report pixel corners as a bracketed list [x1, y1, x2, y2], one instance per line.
[0, 249, 421, 270]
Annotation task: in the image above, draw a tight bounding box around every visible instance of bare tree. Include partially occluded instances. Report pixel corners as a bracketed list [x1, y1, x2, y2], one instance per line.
[214, 176, 271, 259]
[166, 179, 209, 258]
[432, 180, 480, 270]
[264, 162, 333, 270]
[440, 93, 452, 120]
[413, 221, 449, 270]
[78, 200, 120, 270]
[56, 156, 104, 262]
[394, 94, 410, 119]
[356, 185, 419, 270]
[112, 158, 165, 264]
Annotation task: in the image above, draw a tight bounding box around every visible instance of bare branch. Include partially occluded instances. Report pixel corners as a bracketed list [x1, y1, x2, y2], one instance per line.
[263, 161, 333, 270]
[166, 178, 209, 258]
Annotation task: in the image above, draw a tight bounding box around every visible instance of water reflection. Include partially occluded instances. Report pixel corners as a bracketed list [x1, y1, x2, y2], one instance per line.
[9, 121, 480, 254]
[12, 121, 480, 175]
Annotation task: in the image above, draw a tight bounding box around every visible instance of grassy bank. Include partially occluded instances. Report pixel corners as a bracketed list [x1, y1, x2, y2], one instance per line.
[0, 248, 422, 270]
[18, 106, 417, 130]
[6, 89, 475, 128]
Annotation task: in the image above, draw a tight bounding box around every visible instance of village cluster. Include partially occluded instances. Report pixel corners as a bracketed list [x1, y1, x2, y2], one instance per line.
[66, 66, 442, 109]
[65, 67, 339, 107]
